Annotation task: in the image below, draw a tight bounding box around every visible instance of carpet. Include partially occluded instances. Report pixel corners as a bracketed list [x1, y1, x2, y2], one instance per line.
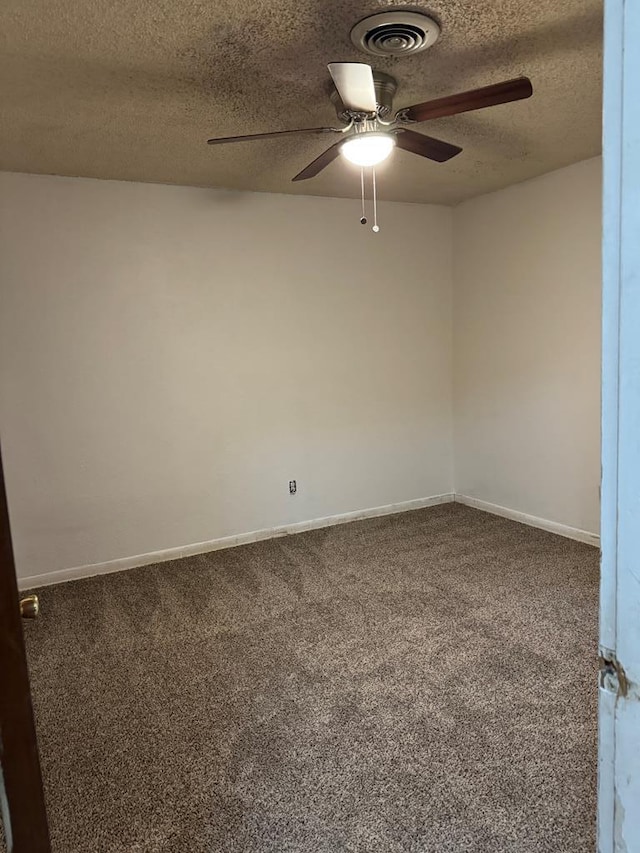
[19, 503, 598, 852]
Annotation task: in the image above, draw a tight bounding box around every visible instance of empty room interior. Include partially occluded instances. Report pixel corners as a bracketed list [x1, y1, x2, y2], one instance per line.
[0, 0, 603, 851]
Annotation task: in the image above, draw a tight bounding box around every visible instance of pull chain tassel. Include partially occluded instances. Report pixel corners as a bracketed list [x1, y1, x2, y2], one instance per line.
[372, 166, 379, 233]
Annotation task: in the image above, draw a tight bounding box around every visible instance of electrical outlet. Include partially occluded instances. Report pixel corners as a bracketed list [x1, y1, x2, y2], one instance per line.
[289, 480, 297, 495]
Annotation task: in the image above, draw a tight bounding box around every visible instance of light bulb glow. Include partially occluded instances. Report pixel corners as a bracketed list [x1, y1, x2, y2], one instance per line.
[341, 133, 395, 167]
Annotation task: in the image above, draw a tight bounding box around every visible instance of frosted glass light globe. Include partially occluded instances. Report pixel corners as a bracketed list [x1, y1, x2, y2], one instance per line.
[341, 133, 395, 167]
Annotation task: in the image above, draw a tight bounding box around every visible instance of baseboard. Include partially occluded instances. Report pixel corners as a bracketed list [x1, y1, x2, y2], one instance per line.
[454, 494, 600, 547]
[18, 493, 455, 590]
[19, 490, 598, 589]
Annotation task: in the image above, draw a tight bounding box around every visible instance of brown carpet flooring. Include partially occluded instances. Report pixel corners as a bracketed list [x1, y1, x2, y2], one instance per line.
[20, 503, 598, 852]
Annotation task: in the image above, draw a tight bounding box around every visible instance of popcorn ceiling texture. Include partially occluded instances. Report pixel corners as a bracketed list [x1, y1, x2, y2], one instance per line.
[0, 0, 602, 204]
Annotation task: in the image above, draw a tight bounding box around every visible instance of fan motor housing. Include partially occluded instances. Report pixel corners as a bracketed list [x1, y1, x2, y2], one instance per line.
[350, 11, 440, 57]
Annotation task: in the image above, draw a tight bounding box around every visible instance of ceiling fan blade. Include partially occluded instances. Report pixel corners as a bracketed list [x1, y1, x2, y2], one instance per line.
[328, 62, 377, 113]
[292, 141, 344, 182]
[394, 129, 462, 163]
[400, 77, 533, 123]
[207, 127, 335, 145]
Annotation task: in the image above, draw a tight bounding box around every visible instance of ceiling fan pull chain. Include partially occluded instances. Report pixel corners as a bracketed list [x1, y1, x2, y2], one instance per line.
[372, 166, 380, 233]
[360, 167, 367, 225]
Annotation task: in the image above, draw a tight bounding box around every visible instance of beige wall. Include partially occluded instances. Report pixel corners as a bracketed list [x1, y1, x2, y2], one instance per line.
[0, 158, 602, 581]
[453, 157, 602, 535]
[0, 172, 454, 579]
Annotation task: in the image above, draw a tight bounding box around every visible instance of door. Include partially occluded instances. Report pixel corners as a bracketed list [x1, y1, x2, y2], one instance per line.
[599, 2, 640, 851]
[0, 445, 51, 852]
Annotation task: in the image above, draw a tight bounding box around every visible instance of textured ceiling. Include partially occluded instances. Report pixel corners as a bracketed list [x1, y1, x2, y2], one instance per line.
[0, 0, 602, 204]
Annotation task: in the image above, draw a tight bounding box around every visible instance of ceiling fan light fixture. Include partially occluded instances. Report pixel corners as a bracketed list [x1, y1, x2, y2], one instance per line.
[340, 132, 395, 167]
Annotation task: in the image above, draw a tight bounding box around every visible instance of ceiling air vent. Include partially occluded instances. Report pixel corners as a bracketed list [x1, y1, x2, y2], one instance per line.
[350, 11, 440, 57]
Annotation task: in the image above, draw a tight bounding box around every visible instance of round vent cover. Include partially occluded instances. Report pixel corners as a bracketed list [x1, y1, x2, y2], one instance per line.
[350, 11, 440, 57]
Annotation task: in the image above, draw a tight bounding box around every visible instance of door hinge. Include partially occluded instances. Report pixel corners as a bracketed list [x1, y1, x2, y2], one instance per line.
[599, 647, 629, 698]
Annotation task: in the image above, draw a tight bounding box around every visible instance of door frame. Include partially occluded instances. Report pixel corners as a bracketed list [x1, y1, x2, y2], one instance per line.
[0, 445, 51, 852]
[598, 1, 640, 850]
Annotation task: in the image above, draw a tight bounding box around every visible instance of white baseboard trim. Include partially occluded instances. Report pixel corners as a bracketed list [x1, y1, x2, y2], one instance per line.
[19, 491, 599, 589]
[454, 494, 600, 547]
[18, 493, 455, 590]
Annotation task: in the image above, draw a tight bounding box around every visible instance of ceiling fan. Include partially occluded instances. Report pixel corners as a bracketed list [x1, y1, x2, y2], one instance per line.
[206, 63, 533, 182]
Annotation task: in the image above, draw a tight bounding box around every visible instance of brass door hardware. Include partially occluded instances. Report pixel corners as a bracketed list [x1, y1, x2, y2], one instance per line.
[19, 594, 39, 619]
